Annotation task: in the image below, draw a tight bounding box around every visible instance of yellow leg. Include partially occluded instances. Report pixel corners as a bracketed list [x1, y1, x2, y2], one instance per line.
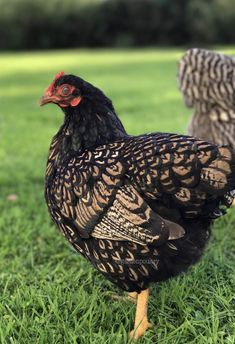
[232, 199, 235, 207]
[128, 292, 138, 303]
[129, 289, 152, 340]
[110, 292, 137, 303]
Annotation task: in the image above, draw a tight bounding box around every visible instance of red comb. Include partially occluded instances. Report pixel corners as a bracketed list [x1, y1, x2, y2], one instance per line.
[46, 71, 65, 94]
[54, 71, 65, 80]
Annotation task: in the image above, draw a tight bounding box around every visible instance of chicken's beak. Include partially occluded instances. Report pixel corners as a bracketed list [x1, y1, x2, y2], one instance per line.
[40, 94, 58, 106]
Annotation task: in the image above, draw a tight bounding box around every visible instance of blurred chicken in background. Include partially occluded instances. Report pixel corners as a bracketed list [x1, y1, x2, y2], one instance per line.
[178, 48, 235, 149]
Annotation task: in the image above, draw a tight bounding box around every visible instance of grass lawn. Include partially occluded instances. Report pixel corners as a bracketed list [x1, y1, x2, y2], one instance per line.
[0, 48, 235, 344]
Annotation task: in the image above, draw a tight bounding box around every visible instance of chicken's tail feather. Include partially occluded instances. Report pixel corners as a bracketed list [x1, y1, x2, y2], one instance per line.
[200, 146, 235, 196]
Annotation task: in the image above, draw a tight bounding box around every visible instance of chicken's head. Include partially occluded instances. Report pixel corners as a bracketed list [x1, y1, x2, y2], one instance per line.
[40, 72, 127, 148]
[40, 71, 84, 108]
[40, 71, 116, 114]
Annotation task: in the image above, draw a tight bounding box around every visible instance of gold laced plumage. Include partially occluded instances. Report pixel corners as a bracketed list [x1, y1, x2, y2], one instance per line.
[41, 72, 235, 339]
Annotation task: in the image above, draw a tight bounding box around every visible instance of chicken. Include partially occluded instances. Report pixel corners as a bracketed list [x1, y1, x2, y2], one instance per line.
[178, 48, 235, 148]
[40, 72, 235, 340]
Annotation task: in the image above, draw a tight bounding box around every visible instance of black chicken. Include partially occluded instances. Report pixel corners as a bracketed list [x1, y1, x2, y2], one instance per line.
[40, 72, 235, 340]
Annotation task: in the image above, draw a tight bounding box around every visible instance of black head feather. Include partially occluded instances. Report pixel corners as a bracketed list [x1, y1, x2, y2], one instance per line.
[54, 74, 114, 110]
[53, 74, 128, 151]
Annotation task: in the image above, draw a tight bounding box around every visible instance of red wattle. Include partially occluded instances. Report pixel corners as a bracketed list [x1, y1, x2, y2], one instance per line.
[70, 97, 82, 107]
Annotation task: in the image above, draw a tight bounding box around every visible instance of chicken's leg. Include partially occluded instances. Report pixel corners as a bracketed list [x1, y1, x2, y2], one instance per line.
[129, 288, 152, 340]
[110, 291, 137, 303]
[128, 291, 138, 303]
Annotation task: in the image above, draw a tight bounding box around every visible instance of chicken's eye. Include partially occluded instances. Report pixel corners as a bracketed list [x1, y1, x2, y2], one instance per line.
[62, 86, 71, 96]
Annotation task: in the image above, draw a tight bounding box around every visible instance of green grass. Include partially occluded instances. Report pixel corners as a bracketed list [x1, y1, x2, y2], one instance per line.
[0, 48, 235, 344]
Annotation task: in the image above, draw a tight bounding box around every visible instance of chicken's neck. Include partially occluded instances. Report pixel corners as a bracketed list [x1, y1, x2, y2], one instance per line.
[57, 102, 127, 152]
[47, 102, 127, 177]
